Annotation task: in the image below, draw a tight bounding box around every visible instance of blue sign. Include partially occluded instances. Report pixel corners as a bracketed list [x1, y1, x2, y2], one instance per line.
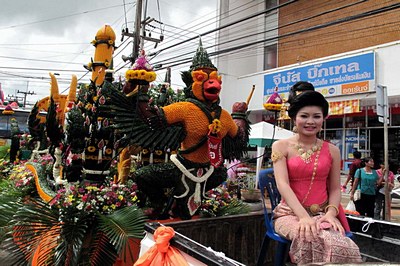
[345, 135, 367, 142]
[264, 52, 375, 98]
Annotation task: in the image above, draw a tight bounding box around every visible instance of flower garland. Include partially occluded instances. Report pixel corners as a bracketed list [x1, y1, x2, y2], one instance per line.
[208, 118, 222, 135]
[49, 180, 139, 215]
[199, 186, 250, 218]
[125, 69, 156, 82]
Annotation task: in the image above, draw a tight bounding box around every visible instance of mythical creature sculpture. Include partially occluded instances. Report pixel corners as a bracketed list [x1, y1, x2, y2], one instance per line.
[99, 40, 250, 219]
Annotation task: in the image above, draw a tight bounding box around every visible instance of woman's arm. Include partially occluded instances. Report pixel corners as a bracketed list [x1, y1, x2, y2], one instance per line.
[376, 169, 384, 187]
[272, 140, 309, 219]
[389, 171, 395, 190]
[326, 144, 342, 215]
[315, 144, 345, 234]
[350, 172, 360, 201]
[272, 140, 319, 240]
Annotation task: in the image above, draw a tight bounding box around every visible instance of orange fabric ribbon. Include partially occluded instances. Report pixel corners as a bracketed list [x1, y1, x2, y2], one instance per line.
[134, 226, 189, 266]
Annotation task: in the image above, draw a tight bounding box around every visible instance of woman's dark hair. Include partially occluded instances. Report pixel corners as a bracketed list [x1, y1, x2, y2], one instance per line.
[361, 157, 373, 168]
[353, 151, 361, 159]
[287, 81, 315, 104]
[288, 90, 329, 119]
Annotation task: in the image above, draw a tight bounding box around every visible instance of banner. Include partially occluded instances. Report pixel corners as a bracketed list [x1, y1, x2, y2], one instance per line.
[264, 52, 375, 101]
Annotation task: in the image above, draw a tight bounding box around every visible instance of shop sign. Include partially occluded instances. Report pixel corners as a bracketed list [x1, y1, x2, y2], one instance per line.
[345, 135, 366, 142]
[346, 121, 365, 128]
[263, 52, 375, 101]
[329, 99, 360, 115]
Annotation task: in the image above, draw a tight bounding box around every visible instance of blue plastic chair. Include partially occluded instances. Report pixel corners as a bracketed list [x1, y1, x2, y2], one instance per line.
[257, 168, 354, 266]
[257, 168, 290, 266]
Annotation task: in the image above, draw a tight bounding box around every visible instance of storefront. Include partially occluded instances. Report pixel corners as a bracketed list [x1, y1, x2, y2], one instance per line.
[239, 43, 400, 172]
[247, 97, 400, 172]
[324, 98, 400, 172]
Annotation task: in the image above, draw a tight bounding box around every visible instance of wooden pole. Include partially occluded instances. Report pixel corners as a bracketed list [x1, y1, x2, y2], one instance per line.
[246, 85, 255, 106]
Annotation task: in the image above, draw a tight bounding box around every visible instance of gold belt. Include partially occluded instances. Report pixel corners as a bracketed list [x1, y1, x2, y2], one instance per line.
[304, 200, 328, 216]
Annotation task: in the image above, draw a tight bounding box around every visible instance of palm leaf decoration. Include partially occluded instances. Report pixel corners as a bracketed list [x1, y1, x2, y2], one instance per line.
[1, 196, 146, 265]
[96, 206, 146, 264]
[98, 80, 185, 152]
[2, 198, 60, 265]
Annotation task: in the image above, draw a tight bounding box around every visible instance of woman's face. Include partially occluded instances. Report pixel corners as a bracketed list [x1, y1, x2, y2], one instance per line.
[294, 106, 324, 137]
[366, 159, 374, 167]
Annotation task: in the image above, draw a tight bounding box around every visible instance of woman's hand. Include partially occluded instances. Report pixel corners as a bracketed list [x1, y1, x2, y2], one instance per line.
[317, 213, 345, 235]
[298, 216, 319, 242]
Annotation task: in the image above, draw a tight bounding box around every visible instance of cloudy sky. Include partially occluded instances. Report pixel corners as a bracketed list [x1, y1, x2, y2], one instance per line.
[0, 0, 217, 106]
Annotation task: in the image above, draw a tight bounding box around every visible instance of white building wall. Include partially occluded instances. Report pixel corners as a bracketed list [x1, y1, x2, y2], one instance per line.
[216, 0, 278, 110]
[220, 41, 400, 112]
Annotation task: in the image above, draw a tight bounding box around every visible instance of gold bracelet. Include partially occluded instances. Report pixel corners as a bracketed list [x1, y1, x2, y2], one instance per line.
[324, 204, 339, 216]
[271, 151, 284, 163]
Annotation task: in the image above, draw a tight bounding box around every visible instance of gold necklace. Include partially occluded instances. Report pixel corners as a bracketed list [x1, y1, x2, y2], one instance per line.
[301, 146, 321, 212]
[294, 140, 321, 164]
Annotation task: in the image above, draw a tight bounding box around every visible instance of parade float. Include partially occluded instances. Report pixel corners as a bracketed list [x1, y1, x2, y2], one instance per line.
[0, 24, 256, 266]
[1, 21, 399, 266]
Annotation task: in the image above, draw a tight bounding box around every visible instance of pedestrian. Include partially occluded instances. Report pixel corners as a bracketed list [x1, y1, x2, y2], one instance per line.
[271, 89, 361, 264]
[350, 157, 382, 218]
[374, 162, 395, 220]
[395, 167, 400, 183]
[342, 151, 363, 192]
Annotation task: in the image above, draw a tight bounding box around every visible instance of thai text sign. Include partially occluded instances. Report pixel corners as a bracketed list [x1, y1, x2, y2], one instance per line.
[264, 52, 375, 101]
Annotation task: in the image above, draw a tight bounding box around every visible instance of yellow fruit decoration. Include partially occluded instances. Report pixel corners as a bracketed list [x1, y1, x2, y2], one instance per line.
[90, 24, 116, 86]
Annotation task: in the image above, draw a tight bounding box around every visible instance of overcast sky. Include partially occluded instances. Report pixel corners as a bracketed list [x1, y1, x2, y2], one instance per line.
[0, 0, 217, 106]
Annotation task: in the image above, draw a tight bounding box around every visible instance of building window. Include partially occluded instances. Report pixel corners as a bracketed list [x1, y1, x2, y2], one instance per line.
[264, 43, 277, 70]
[265, 0, 277, 9]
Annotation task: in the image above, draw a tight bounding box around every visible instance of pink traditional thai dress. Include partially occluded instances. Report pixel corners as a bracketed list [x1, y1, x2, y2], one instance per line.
[274, 141, 362, 265]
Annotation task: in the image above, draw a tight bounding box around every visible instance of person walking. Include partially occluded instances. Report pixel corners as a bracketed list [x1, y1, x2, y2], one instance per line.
[271, 88, 361, 264]
[350, 157, 381, 218]
[342, 151, 363, 192]
[374, 162, 395, 219]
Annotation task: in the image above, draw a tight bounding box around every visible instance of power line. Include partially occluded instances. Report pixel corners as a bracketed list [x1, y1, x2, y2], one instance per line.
[0, 55, 83, 65]
[152, 2, 400, 70]
[149, 0, 298, 57]
[0, 66, 87, 72]
[0, 2, 135, 31]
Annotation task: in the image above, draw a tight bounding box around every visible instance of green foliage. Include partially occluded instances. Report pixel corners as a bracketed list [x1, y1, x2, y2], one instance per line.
[0, 145, 10, 159]
[199, 186, 251, 218]
[1, 195, 146, 265]
[147, 83, 186, 107]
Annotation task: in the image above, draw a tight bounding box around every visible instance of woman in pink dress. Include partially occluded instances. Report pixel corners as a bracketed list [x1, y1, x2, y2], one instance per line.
[271, 88, 362, 264]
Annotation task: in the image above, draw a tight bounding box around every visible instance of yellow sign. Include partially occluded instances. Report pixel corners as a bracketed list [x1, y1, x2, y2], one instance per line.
[329, 99, 360, 115]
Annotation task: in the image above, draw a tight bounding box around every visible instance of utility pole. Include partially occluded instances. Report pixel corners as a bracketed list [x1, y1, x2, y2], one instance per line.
[121, 0, 163, 65]
[377, 85, 390, 221]
[17, 81, 35, 109]
[132, 0, 143, 63]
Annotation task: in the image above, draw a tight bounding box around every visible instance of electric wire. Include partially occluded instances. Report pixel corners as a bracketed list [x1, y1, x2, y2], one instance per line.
[153, 2, 400, 70]
[0, 2, 135, 31]
[1, 0, 399, 98]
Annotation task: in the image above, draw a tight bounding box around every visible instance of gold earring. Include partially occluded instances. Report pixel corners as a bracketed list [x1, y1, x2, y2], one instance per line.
[293, 126, 298, 133]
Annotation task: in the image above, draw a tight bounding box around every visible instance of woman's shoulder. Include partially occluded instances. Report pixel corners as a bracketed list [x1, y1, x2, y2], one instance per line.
[272, 137, 296, 158]
[324, 141, 340, 157]
[324, 141, 339, 150]
[272, 137, 295, 150]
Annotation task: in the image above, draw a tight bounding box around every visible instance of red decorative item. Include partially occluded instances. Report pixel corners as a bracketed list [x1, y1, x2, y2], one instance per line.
[207, 132, 223, 167]
[263, 87, 283, 111]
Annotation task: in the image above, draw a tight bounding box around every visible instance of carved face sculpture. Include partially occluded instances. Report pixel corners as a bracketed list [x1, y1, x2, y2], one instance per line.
[191, 68, 222, 103]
